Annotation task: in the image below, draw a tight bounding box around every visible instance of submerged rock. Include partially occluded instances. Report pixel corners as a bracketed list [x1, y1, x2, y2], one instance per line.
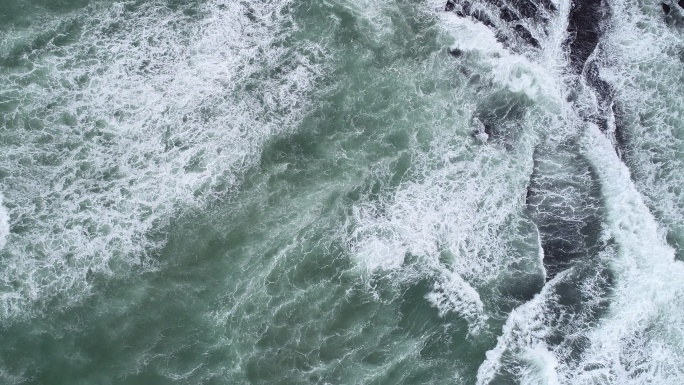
[566, 0, 608, 72]
[471, 90, 530, 150]
[526, 144, 604, 280]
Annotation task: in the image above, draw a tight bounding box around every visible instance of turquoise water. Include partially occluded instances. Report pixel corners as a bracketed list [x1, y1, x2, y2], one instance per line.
[1, 0, 684, 384]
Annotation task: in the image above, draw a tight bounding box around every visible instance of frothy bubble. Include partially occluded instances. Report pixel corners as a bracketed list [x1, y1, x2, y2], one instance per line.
[0, 194, 9, 251]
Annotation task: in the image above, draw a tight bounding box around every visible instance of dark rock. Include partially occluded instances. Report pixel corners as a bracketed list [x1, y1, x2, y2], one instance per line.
[500, 7, 520, 22]
[514, 24, 540, 47]
[445, 0, 455, 11]
[679, 0, 684, 9]
[471, 8, 496, 28]
[526, 145, 604, 280]
[567, 0, 608, 72]
[473, 90, 529, 148]
[663, 2, 671, 14]
[612, 102, 627, 158]
[509, 0, 538, 18]
[483, 122, 495, 137]
[461, 1, 472, 14]
[448, 47, 464, 57]
[585, 60, 614, 121]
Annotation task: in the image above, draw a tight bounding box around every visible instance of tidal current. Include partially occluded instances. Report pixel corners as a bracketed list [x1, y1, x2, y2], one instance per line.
[1, 0, 684, 384]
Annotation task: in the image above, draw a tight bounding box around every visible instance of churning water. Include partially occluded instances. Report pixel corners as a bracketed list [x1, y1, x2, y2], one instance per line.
[1, 0, 684, 383]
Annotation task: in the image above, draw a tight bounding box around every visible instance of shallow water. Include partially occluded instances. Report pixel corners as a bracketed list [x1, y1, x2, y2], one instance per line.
[1, 0, 683, 384]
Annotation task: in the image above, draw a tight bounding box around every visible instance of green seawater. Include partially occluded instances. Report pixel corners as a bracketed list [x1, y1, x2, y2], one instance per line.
[0, 1, 519, 383]
[3, 0, 684, 384]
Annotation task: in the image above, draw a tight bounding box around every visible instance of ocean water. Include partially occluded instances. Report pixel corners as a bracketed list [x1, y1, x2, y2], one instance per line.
[1, 0, 684, 384]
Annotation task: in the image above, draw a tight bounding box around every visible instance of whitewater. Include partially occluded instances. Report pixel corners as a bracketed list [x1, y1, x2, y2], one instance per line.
[0, 0, 683, 383]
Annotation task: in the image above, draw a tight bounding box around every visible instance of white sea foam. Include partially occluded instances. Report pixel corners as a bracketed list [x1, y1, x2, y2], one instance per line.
[347, 110, 544, 332]
[438, 11, 568, 112]
[0, 0, 325, 321]
[599, 1, 684, 256]
[520, 346, 561, 385]
[0, 194, 9, 251]
[569, 124, 684, 384]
